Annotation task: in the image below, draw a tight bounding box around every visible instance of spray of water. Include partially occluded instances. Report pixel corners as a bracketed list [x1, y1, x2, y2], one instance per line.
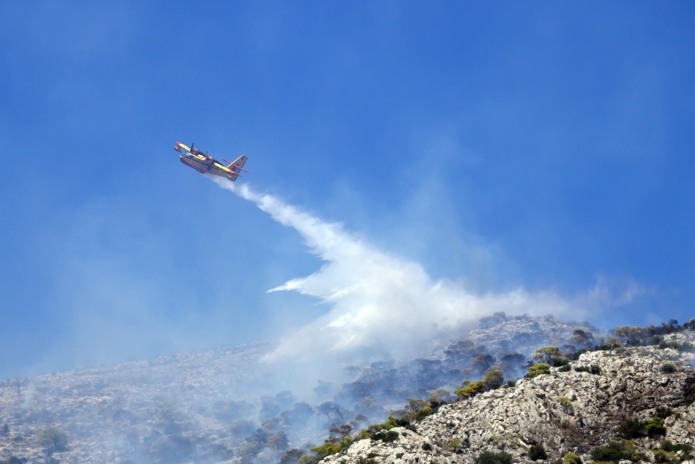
[211, 178, 639, 367]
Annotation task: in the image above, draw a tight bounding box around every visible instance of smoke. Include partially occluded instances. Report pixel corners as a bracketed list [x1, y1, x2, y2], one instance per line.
[211, 178, 634, 366]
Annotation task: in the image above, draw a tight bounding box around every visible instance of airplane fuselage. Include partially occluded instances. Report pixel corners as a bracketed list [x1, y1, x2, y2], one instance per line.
[179, 154, 235, 181]
[174, 142, 247, 182]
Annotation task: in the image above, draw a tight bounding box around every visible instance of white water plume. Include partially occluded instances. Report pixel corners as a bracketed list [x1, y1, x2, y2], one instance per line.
[211, 178, 631, 363]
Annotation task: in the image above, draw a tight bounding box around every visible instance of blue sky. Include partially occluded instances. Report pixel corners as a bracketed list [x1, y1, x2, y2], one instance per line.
[1, 1, 694, 378]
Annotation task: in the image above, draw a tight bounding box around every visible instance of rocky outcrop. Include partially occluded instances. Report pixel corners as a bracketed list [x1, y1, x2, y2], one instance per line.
[322, 332, 695, 464]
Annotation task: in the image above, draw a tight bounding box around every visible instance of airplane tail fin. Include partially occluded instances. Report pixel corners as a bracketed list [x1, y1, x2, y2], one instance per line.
[224, 155, 248, 181]
[174, 141, 192, 153]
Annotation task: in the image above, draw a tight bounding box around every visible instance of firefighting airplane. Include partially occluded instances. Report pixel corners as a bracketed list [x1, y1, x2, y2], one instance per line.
[174, 141, 248, 182]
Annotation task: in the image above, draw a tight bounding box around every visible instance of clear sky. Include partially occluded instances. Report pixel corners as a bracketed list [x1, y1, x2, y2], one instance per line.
[1, 1, 694, 379]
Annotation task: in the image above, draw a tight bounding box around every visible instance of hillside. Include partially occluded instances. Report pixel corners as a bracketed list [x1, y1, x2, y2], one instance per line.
[0, 316, 692, 463]
[320, 332, 695, 464]
[0, 342, 274, 463]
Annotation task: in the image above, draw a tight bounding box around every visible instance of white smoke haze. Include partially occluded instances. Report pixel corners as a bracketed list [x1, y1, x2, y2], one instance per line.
[211, 177, 636, 367]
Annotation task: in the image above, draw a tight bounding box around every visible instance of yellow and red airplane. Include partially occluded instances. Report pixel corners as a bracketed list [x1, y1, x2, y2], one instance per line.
[174, 141, 248, 182]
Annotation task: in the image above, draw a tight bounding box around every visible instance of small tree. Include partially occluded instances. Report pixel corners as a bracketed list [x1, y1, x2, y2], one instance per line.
[535, 346, 561, 364]
[473, 354, 496, 375]
[482, 369, 505, 390]
[429, 388, 455, 407]
[40, 427, 68, 454]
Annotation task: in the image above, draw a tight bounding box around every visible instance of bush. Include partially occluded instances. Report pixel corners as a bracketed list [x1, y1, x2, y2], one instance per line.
[574, 364, 601, 375]
[562, 452, 582, 464]
[644, 417, 666, 438]
[483, 369, 505, 390]
[559, 396, 574, 414]
[526, 363, 551, 378]
[660, 440, 692, 453]
[529, 443, 548, 461]
[617, 418, 645, 439]
[448, 437, 463, 451]
[380, 416, 412, 430]
[656, 406, 673, 419]
[590, 442, 628, 462]
[475, 451, 513, 464]
[535, 346, 561, 363]
[685, 377, 695, 405]
[39, 428, 68, 453]
[660, 363, 677, 373]
[372, 430, 399, 443]
[653, 449, 677, 463]
[456, 380, 486, 399]
[310, 441, 341, 459]
[298, 455, 319, 464]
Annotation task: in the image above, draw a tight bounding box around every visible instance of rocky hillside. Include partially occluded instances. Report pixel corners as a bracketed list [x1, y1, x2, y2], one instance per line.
[1, 316, 691, 464]
[0, 342, 274, 463]
[321, 332, 695, 464]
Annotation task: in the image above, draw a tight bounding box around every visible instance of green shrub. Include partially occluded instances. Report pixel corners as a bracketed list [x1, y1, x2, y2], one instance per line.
[529, 443, 548, 461]
[559, 396, 574, 414]
[372, 430, 399, 443]
[448, 437, 463, 451]
[617, 418, 645, 439]
[298, 454, 319, 464]
[310, 441, 341, 459]
[685, 377, 695, 405]
[656, 406, 673, 419]
[644, 417, 666, 438]
[39, 428, 68, 452]
[659, 440, 692, 454]
[590, 442, 629, 462]
[653, 449, 677, 463]
[475, 450, 513, 464]
[381, 416, 412, 430]
[574, 364, 602, 375]
[527, 363, 551, 378]
[456, 380, 486, 399]
[562, 451, 582, 464]
[483, 369, 505, 390]
[535, 346, 561, 363]
[661, 363, 677, 373]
